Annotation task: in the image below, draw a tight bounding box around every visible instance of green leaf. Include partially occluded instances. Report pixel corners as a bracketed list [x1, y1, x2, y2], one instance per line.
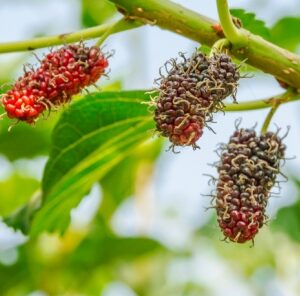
[271, 199, 300, 242]
[70, 225, 163, 268]
[100, 138, 163, 218]
[32, 91, 153, 235]
[230, 9, 271, 40]
[0, 174, 39, 216]
[270, 17, 300, 52]
[271, 180, 300, 242]
[73, 236, 162, 267]
[81, 0, 116, 27]
[0, 115, 55, 160]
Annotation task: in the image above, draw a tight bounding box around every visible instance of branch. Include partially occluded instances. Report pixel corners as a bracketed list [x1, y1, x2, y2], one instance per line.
[109, 0, 300, 89]
[224, 90, 299, 111]
[0, 19, 140, 53]
[216, 0, 247, 46]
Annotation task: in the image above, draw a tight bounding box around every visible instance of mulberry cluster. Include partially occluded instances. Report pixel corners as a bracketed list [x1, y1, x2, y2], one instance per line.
[1, 43, 109, 123]
[153, 51, 239, 148]
[215, 128, 286, 243]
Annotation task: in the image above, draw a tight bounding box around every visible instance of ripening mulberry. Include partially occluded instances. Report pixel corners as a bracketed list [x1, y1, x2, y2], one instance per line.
[1, 43, 109, 123]
[40, 44, 108, 97]
[215, 128, 286, 243]
[153, 51, 239, 148]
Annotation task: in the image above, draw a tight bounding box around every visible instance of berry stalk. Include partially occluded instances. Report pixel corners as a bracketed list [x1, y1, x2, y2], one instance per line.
[209, 38, 231, 57]
[96, 18, 129, 46]
[261, 104, 280, 135]
[260, 90, 292, 134]
[216, 0, 248, 47]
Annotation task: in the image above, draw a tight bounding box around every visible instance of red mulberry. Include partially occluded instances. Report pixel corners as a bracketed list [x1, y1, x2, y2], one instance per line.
[215, 128, 286, 243]
[1, 43, 109, 123]
[153, 51, 239, 148]
[40, 44, 108, 97]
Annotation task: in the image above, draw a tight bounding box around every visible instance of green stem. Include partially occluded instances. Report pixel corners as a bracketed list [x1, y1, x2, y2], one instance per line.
[0, 20, 140, 53]
[109, 0, 300, 89]
[224, 89, 297, 111]
[71, 89, 298, 113]
[216, 0, 247, 47]
[209, 38, 231, 57]
[261, 104, 280, 134]
[96, 18, 129, 46]
[259, 90, 291, 134]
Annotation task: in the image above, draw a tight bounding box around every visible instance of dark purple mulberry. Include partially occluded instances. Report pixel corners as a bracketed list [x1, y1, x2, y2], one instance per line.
[152, 51, 239, 148]
[215, 128, 286, 243]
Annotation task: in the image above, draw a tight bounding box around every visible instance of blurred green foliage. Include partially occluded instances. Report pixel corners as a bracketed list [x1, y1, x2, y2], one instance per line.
[0, 117, 54, 160]
[81, 0, 116, 27]
[271, 180, 300, 242]
[70, 223, 163, 268]
[0, 221, 165, 295]
[0, 174, 39, 216]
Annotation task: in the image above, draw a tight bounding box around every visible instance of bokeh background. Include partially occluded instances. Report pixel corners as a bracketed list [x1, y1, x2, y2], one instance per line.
[1, 0, 300, 295]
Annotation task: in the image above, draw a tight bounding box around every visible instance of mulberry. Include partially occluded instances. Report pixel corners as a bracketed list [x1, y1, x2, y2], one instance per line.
[153, 51, 239, 148]
[1, 43, 109, 123]
[40, 44, 108, 97]
[215, 128, 286, 243]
